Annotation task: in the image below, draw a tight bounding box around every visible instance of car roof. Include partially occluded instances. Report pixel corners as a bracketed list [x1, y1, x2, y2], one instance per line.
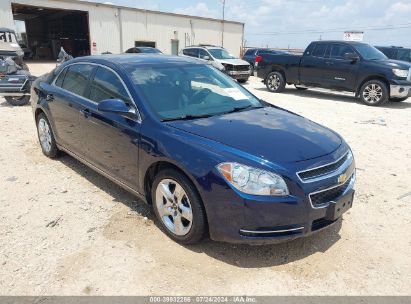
[66, 54, 204, 67]
[312, 40, 368, 45]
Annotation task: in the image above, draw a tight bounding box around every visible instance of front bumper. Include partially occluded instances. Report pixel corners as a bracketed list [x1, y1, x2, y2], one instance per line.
[203, 148, 356, 244]
[226, 70, 251, 80]
[390, 85, 411, 98]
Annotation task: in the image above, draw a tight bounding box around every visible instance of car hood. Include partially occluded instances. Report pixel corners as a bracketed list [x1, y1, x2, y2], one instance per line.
[166, 107, 342, 163]
[371, 58, 411, 69]
[218, 58, 250, 66]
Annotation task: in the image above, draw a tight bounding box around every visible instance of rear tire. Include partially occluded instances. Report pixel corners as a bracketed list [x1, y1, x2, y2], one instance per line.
[151, 168, 207, 244]
[266, 71, 285, 93]
[36, 113, 59, 158]
[5, 95, 30, 106]
[359, 80, 388, 106]
[390, 97, 408, 102]
[238, 78, 248, 84]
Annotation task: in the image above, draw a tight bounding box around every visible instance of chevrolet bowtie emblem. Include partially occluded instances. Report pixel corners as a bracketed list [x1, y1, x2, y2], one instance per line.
[338, 173, 347, 184]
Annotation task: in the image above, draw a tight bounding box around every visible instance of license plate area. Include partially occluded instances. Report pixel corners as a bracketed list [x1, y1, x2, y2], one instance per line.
[326, 191, 354, 221]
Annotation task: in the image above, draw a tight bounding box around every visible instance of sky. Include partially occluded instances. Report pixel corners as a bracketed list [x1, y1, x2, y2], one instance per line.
[88, 0, 411, 49]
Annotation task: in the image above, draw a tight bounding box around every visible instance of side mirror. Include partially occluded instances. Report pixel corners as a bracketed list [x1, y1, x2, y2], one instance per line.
[343, 52, 359, 62]
[97, 99, 138, 120]
[202, 55, 210, 61]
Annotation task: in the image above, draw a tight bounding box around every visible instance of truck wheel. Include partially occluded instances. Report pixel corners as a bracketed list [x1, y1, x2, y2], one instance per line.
[266, 71, 285, 93]
[390, 97, 408, 102]
[5, 96, 30, 106]
[359, 80, 388, 106]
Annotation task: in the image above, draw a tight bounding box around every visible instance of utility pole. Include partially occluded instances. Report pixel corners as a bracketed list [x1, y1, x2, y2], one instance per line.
[221, 0, 225, 47]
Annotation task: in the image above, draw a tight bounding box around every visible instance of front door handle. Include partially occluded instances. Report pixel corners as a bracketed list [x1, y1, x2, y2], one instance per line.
[46, 94, 54, 102]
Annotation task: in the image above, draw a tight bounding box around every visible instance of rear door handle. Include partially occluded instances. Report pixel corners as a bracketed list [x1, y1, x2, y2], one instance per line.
[80, 108, 91, 117]
[46, 94, 54, 102]
[325, 61, 334, 66]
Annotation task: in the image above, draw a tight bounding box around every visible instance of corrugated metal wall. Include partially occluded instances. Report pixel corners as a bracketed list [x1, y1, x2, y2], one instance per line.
[2, 0, 244, 56]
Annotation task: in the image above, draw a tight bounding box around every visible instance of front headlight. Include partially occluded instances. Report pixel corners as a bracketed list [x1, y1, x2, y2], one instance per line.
[217, 162, 289, 196]
[392, 68, 409, 78]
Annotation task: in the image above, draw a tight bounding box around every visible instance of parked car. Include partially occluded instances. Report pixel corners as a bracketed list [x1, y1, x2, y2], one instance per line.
[243, 48, 289, 73]
[180, 45, 251, 83]
[376, 46, 411, 63]
[31, 54, 355, 245]
[256, 40, 411, 106]
[0, 27, 34, 106]
[125, 47, 163, 54]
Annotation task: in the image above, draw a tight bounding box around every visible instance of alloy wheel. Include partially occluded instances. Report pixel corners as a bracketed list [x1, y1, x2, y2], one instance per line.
[268, 74, 281, 91]
[155, 178, 193, 236]
[38, 118, 52, 153]
[363, 83, 383, 104]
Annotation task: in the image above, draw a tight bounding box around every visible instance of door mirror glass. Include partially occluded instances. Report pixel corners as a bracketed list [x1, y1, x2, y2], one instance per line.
[202, 55, 210, 60]
[343, 52, 359, 62]
[97, 99, 138, 120]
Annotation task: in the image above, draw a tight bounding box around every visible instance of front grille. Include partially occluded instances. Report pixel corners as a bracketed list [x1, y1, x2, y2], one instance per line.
[298, 152, 349, 181]
[235, 65, 250, 71]
[309, 174, 353, 207]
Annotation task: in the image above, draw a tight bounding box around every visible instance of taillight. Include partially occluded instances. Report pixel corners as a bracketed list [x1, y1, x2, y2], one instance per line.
[255, 55, 262, 63]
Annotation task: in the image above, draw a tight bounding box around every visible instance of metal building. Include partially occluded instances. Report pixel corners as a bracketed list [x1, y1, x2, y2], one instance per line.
[0, 0, 244, 59]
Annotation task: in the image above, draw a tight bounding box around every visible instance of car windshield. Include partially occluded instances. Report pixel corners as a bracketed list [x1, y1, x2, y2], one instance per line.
[354, 44, 387, 60]
[127, 64, 262, 121]
[208, 48, 236, 60]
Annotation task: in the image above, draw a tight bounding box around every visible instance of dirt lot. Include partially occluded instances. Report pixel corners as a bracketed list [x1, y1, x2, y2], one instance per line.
[1, 63, 410, 295]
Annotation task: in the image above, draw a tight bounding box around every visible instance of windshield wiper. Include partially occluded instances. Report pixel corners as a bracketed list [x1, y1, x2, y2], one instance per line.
[161, 113, 214, 122]
[223, 105, 263, 115]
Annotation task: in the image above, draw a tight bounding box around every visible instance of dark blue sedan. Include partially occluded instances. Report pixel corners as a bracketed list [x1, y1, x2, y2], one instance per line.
[31, 55, 355, 244]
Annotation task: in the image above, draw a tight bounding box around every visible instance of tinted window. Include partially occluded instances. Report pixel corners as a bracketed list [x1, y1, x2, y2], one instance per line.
[378, 47, 396, 58]
[61, 64, 94, 97]
[397, 49, 411, 62]
[353, 44, 387, 60]
[89, 67, 131, 104]
[126, 48, 138, 53]
[55, 67, 67, 87]
[244, 49, 255, 56]
[312, 43, 328, 57]
[330, 44, 354, 59]
[183, 48, 199, 58]
[199, 49, 210, 59]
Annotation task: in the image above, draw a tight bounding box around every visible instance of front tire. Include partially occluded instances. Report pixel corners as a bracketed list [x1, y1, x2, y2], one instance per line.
[36, 113, 59, 158]
[359, 80, 389, 106]
[5, 95, 30, 106]
[266, 71, 285, 93]
[151, 168, 207, 244]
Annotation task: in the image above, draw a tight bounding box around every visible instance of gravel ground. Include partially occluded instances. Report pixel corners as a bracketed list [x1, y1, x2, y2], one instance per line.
[0, 62, 410, 295]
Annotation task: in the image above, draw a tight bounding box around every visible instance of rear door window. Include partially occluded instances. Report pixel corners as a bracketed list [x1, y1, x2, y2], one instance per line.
[61, 64, 95, 97]
[89, 67, 131, 105]
[312, 43, 328, 57]
[183, 48, 199, 58]
[330, 44, 354, 59]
